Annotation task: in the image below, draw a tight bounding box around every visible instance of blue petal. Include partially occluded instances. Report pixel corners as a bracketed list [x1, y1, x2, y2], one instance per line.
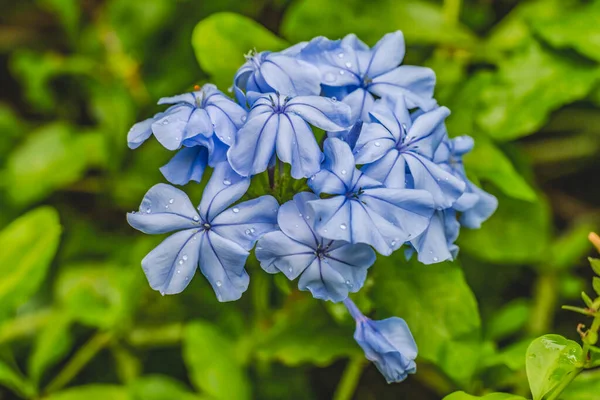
[321, 138, 356, 189]
[160, 146, 208, 186]
[404, 106, 450, 159]
[459, 184, 498, 229]
[198, 162, 250, 221]
[340, 88, 375, 122]
[410, 210, 458, 264]
[128, 116, 156, 149]
[151, 105, 194, 150]
[261, 54, 321, 97]
[277, 192, 320, 248]
[298, 36, 363, 87]
[141, 229, 202, 295]
[370, 317, 418, 360]
[286, 96, 352, 131]
[157, 93, 195, 105]
[361, 150, 406, 188]
[276, 113, 323, 179]
[233, 63, 255, 107]
[298, 258, 349, 302]
[255, 231, 316, 278]
[227, 112, 279, 177]
[308, 170, 347, 196]
[127, 184, 201, 234]
[354, 123, 397, 165]
[365, 31, 406, 78]
[199, 231, 250, 302]
[205, 95, 247, 147]
[367, 96, 411, 140]
[211, 195, 279, 251]
[369, 66, 437, 111]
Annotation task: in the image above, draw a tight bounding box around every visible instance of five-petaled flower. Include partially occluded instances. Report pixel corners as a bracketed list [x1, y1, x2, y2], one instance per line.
[127, 162, 279, 301]
[256, 192, 376, 302]
[308, 138, 435, 256]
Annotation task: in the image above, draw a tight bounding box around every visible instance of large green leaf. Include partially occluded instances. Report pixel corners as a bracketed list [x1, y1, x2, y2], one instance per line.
[459, 191, 551, 264]
[371, 257, 481, 386]
[560, 369, 600, 400]
[444, 392, 527, 400]
[28, 312, 72, 384]
[45, 385, 129, 400]
[183, 320, 251, 400]
[526, 334, 583, 400]
[282, 0, 476, 47]
[0, 207, 61, 315]
[192, 12, 288, 91]
[255, 295, 358, 366]
[129, 375, 206, 400]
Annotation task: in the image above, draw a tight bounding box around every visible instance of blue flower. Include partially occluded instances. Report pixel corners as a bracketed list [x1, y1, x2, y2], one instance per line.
[256, 192, 376, 302]
[344, 298, 418, 383]
[307, 138, 434, 256]
[299, 31, 436, 122]
[405, 209, 460, 264]
[233, 49, 321, 107]
[434, 136, 498, 228]
[227, 93, 352, 179]
[127, 84, 246, 185]
[354, 96, 465, 209]
[127, 162, 279, 301]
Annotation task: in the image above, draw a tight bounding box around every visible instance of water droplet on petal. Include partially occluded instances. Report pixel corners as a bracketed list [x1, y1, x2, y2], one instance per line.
[391, 240, 396, 246]
[182, 255, 188, 261]
[345, 62, 352, 68]
[178, 260, 184, 265]
[223, 179, 231, 186]
[341, 169, 347, 175]
[160, 291, 165, 296]
[241, 115, 247, 122]
[169, 198, 174, 204]
[193, 235, 198, 240]
[227, 136, 231, 140]
[250, 228, 255, 233]
[245, 229, 251, 235]
[374, 141, 381, 147]
[295, 224, 299, 228]
[433, 257, 439, 262]
[216, 280, 222, 287]
[193, 215, 199, 221]
[324, 229, 328, 233]
[165, 205, 169, 209]
[337, 52, 344, 58]
[177, 270, 181, 274]
[429, 250, 433, 254]
[233, 207, 240, 213]
[340, 223, 347, 230]
[162, 119, 169, 125]
[228, 86, 233, 93]
[331, 96, 337, 102]
[288, 267, 293, 273]
[146, 208, 152, 214]
[185, 276, 189, 281]
[324, 72, 336, 82]
[305, 215, 310, 220]
[345, 280, 352, 287]
[339, 70, 345, 75]
[299, 213, 303, 217]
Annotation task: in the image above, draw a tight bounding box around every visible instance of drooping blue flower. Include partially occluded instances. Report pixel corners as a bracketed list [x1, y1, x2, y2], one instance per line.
[405, 209, 460, 264]
[233, 48, 321, 108]
[298, 31, 436, 122]
[344, 298, 418, 383]
[127, 162, 279, 301]
[127, 84, 246, 185]
[354, 96, 465, 209]
[256, 192, 376, 302]
[227, 93, 352, 179]
[434, 136, 498, 228]
[307, 138, 434, 256]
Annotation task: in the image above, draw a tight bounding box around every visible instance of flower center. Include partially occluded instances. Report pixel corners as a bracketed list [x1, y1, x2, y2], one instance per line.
[202, 223, 211, 231]
[315, 244, 331, 260]
[361, 75, 373, 88]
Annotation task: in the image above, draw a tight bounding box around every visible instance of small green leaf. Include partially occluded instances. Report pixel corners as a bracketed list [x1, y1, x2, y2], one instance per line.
[45, 385, 129, 400]
[444, 391, 527, 400]
[483, 338, 531, 371]
[129, 375, 206, 400]
[0, 360, 36, 398]
[590, 258, 600, 276]
[526, 334, 583, 400]
[192, 12, 288, 91]
[0, 207, 61, 315]
[581, 292, 594, 308]
[485, 299, 530, 341]
[28, 312, 72, 384]
[547, 221, 598, 270]
[593, 277, 600, 297]
[183, 321, 251, 400]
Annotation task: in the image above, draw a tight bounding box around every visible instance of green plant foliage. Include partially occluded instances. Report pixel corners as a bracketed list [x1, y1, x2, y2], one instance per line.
[444, 392, 527, 400]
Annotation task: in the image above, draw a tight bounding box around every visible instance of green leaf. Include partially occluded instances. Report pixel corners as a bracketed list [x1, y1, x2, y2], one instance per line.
[0, 207, 61, 315]
[485, 299, 530, 341]
[183, 320, 251, 400]
[45, 385, 129, 400]
[476, 40, 598, 141]
[54, 263, 138, 329]
[192, 12, 288, 91]
[4, 123, 103, 205]
[459, 191, 551, 264]
[28, 312, 72, 384]
[282, 0, 476, 48]
[593, 277, 600, 297]
[444, 392, 527, 400]
[526, 334, 583, 400]
[590, 258, 600, 276]
[484, 338, 531, 371]
[36, 0, 80, 39]
[371, 258, 481, 386]
[548, 221, 598, 270]
[560, 369, 600, 400]
[256, 295, 358, 366]
[129, 375, 205, 400]
[463, 138, 536, 202]
[0, 359, 36, 398]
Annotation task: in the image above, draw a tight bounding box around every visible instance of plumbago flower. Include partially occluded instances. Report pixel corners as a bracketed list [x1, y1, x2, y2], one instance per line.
[256, 192, 376, 302]
[308, 138, 435, 256]
[298, 31, 436, 122]
[227, 93, 352, 179]
[127, 162, 278, 301]
[128, 84, 246, 185]
[126, 30, 498, 385]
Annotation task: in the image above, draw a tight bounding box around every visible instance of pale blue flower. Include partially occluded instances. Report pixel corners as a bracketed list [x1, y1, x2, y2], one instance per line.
[307, 138, 434, 256]
[127, 162, 279, 301]
[355, 96, 465, 209]
[227, 93, 352, 179]
[256, 192, 376, 302]
[405, 209, 460, 264]
[299, 31, 436, 121]
[345, 298, 418, 383]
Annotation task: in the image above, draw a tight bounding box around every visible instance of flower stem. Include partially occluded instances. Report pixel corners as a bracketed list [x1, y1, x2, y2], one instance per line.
[528, 272, 558, 335]
[333, 356, 366, 400]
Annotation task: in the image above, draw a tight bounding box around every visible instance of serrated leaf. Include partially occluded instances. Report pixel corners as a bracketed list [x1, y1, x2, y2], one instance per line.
[0, 207, 61, 316]
[192, 12, 288, 91]
[526, 334, 583, 400]
[183, 321, 251, 400]
[444, 391, 527, 400]
[371, 257, 481, 386]
[28, 312, 72, 384]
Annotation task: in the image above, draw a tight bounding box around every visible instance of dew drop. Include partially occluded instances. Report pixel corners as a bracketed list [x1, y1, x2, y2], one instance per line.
[295, 224, 299, 228]
[227, 136, 231, 140]
[160, 291, 165, 296]
[298, 213, 303, 217]
[232, 207, 240, 213]
[345, 280, 352, 286]
[250, 228, 255, 233]
[241, 115, 247, 122]
[429, 250, 433, 254]
[162, 119, 169, 125]
[193, 235, 198, 240]
[391, 240, 396, 246]
[341, 169, 347, 175]
[324, 72, 336, 82]
[146, 208, 152, 214]
[177, 270, 181, 274]
[245, 229, 251, 235]
[374, 141, 381, 147]
[182, 255, 188, 261]
[331, 96, 337, 102]
[228, 86, 233, 93]
[223, 179, 231, 186]
[185, 276, 189, 281]
[340, 223, 347, 230]
[216, 280, 222, 287]
[433, 257, 439, 262]
[165, 205, 169, 209]
[339, 70, 345, 75]
[169, 198, 174, 204]
[337, 52, 344, 58]
[305, 215, 310, 220]
[324, 229, 328, 233]
[444, 177, 449, 181]
[288, 267, 293, 273]
[345, 62, 352, 68]
[178, 260, 184, 265]
[193, 215, 199, 221]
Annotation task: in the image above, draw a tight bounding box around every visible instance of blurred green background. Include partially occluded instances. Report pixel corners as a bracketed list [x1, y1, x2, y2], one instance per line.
[1, 0, 599, 399]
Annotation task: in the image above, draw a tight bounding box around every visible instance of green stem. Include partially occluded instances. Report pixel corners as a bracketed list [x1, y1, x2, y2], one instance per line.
[528, 272, 558, 335]
[44, 331, 113, 394]
[332, 356, 366, 400]
[545, 368, 583, 400]
[443, 0, 462, 25]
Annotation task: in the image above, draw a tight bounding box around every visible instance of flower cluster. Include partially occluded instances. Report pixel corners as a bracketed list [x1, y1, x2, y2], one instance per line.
[127, 31, 497, 383]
